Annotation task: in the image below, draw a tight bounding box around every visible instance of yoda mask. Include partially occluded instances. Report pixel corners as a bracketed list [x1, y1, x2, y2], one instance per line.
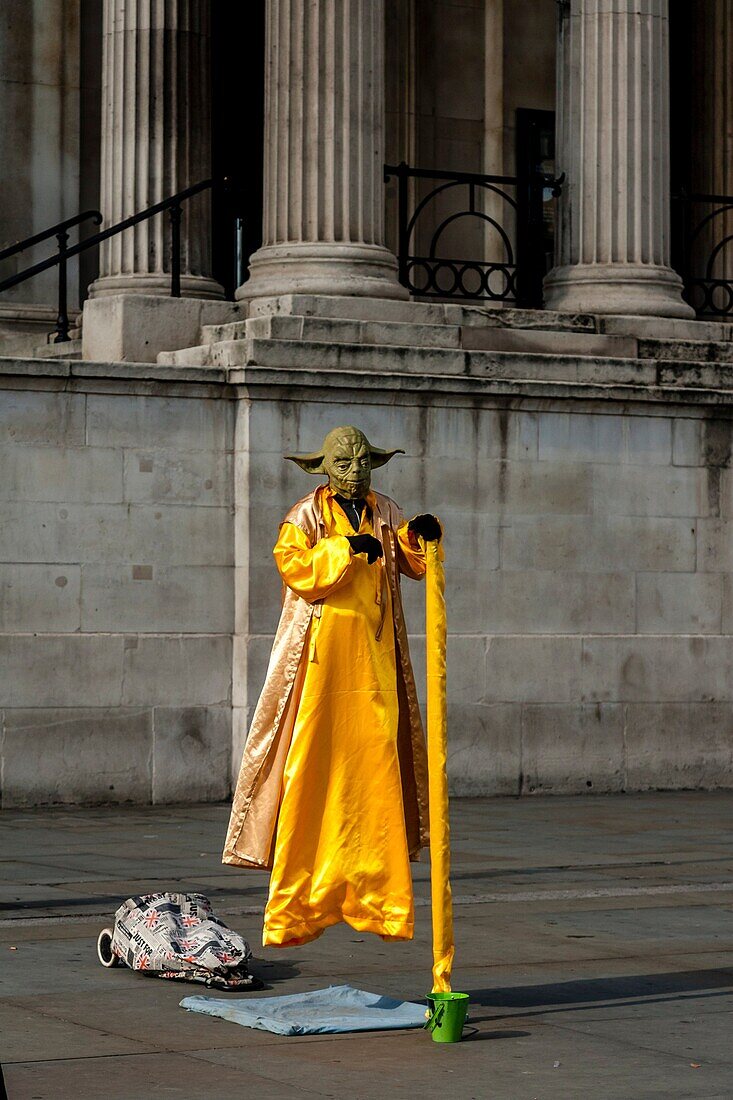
[286, 426, 403, 500]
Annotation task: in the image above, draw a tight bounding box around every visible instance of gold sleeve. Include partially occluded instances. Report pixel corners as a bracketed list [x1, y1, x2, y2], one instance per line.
[273, 522, 354, 601]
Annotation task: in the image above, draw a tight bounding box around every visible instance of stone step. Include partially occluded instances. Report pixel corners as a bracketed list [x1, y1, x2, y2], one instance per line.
[162, 301, 733, 372]
[157, 344, 213, 367]
[189, 291, 733, 360]
[637, 337, 733, 363]
[200, 314, 462, 349]
[450, 304, 598, 332]
[599, 313, 732, 342]
[461, 325, 638, 358]
[154, 334, 733, 392]
[31, 338, 83, 360]
[248, 294, 733, 344]
[655, 358, 733, 389]
[242, 292, 608, 333]
[240, 338, 733, 391]
[245, 292, 447, 326]
[200, 311, 645, 358]
[218, 335, 663, 387]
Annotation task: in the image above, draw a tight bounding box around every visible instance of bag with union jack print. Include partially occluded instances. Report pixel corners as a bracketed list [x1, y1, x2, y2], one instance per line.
[104, 892, 262, 990]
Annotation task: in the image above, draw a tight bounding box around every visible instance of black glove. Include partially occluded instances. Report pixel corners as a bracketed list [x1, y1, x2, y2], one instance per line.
[347, 534, 383, 564]
[408, 514, 442, 542]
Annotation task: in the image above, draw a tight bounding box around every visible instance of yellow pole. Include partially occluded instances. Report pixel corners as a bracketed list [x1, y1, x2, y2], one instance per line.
[424, 537, 454, 993]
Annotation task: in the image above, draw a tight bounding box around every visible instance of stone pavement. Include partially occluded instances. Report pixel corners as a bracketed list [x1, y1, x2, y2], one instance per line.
[1, 792, 733, 1099]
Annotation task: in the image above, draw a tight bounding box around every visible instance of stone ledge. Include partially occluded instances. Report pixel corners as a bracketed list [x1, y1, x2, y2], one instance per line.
[5, 349, 733, 411]
[71, 360, 227, 384]
[229, 364, 733, 411]
[239, 335, 660, 383]
[0, 355, 227, 387]
[237, 336, 733, 398]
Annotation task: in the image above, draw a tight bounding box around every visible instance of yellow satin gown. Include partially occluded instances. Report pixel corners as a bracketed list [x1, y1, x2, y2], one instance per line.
[263, 488, 426, 947]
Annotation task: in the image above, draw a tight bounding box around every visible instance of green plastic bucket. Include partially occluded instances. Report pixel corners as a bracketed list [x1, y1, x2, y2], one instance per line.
[424, 992, 469, 1043]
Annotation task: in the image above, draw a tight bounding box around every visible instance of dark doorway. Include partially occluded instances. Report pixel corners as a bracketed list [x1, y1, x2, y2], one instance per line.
[79, 0, 103, 305]
[211, 2, 265, 299]
[669, 0, 693, 200]
[669, 0, 693, 285]
[515, 108, 556, 306]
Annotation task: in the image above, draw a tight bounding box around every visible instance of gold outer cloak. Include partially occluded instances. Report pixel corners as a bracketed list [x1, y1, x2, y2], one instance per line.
[222, 485, 430, 870]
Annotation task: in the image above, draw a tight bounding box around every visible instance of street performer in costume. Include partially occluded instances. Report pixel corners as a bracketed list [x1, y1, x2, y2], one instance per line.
[223, 425, 442, 947]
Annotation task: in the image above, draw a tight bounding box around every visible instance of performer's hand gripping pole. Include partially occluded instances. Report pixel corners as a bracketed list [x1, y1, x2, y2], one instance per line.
[423, 537, 454, 994]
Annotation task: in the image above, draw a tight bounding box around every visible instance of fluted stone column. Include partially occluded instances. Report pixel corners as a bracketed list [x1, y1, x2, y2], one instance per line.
[545, 0, 692, 318]
[238, 0, 406, 301]
[690, 2, 733, 290]
[90, 0, 222, 299]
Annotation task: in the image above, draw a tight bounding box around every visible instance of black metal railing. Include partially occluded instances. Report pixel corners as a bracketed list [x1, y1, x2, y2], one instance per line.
[0, 210, 103, 342]
[0, 178, 238, 343]
[673, 190, 733, 317]
[384, 162, 562, 308]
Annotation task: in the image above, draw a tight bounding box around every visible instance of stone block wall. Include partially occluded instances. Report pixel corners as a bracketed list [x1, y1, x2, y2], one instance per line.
[3, 356, 733, 806]
[239, 393, 733, 800]
[0, 378, 234, 807]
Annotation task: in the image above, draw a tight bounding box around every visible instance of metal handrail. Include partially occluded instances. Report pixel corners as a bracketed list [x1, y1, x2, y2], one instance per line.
[0, 178, 216, 342]
[674, 189, 733, 206]
[0, 179, 213, 296]
[672, 188, 733, 317]
[383, 161, 562, 307]
[384, 163, 518, 187]
[0, 210, 102, 264]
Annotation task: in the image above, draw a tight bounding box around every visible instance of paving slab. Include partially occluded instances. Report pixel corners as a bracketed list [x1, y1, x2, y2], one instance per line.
[183, 1022, 733, 1100]
[559, 1012, 733, 1065]
[0, 999, 157, 1062]
[3, 1053, 314, 1100]
[8, 984, 292, 1055]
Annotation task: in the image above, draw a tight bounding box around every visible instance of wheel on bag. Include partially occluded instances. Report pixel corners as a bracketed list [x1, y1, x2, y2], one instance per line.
[97, 927, 120, 968]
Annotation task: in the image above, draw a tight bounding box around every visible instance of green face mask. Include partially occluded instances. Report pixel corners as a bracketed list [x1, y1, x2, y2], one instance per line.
[322, 428, 372, 499]
[286, 426, 404, 497]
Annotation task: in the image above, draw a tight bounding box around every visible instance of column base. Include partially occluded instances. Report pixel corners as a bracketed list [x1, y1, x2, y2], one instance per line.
[236, 242, 409, 302]
[544, 263, 694, 319]
[81, 294, 240, 363]
[88, 273, 224, 301]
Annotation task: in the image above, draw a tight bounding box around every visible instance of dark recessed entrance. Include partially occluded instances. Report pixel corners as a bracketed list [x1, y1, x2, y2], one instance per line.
[211, 2, 265, 298]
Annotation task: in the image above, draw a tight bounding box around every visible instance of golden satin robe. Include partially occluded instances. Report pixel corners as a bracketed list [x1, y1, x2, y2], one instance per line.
[262, 489, 426, 947]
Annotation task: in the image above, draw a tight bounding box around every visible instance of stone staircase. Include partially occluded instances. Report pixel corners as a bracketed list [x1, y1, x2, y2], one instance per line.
[29, 316, 83, 360]
[0, 314, 82, 359]
[155, 294, 733, 394]
[31, 337, 82, 360]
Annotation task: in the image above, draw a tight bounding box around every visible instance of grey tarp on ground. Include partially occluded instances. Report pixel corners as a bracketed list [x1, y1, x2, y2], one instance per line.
[180, 984, 427, 1035]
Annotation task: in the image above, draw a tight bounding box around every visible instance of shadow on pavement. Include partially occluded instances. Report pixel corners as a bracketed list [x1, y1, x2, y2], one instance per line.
[0, 884, 266, 915]
[462, 1028, 532, 1042]
[250, 957, 301, 984]
[466, 968, 733, 1020]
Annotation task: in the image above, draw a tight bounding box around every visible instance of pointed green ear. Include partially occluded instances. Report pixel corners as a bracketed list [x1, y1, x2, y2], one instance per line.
[369, 447, 405, 469]
[285, 452, 327, 474]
